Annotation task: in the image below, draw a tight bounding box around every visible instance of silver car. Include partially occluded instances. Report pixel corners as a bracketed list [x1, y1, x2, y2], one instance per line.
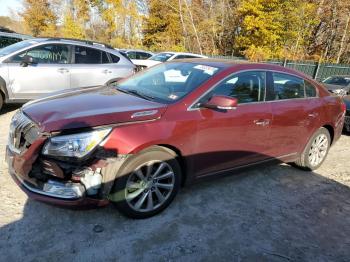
[0, 38, 135, 110]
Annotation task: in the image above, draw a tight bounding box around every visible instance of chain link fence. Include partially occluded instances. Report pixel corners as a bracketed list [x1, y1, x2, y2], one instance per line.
[209, 55, 350, 81]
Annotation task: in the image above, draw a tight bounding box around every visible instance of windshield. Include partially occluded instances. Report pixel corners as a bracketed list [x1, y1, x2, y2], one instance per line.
[0, 40, 35, 57]
[323, 76, 350, 86]
[148, 53, 174, 62]
[116, 62, 221, 103]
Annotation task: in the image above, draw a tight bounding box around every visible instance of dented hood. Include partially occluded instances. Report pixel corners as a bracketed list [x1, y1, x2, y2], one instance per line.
[23, 86, 167, 132]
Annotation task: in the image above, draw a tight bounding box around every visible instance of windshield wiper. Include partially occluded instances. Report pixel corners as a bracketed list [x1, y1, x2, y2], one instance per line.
[117, 88, 155, 101]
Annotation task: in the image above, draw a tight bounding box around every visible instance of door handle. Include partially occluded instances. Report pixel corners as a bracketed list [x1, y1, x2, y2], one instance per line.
[254, 119, 270, 126]
[57, 68, 69, 73]
[102, 69, 112, 74]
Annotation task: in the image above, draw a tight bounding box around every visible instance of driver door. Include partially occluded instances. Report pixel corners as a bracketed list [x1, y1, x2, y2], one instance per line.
[6, 44, 71, 100]
[192, 71, 273, 176]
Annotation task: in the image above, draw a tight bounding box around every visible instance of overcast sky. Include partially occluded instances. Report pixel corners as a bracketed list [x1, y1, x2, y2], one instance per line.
[0, 0, 22, 17]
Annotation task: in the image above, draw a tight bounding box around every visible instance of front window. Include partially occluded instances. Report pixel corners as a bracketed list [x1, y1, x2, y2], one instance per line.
[323, 76, 350, 86]
[148, 53, 174, 62]
[116, 62, 221, 103]
[0, 40, 35, 57]
[200, 71, 266, 104]
[8, 44, 69, 64]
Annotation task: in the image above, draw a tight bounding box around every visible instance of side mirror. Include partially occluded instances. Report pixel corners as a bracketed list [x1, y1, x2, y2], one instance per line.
[20, 55, 35, 67]
[201, 95, 238, 110]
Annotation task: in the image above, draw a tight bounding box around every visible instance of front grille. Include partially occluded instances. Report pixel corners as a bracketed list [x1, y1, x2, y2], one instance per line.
[8, 110, 40, 154]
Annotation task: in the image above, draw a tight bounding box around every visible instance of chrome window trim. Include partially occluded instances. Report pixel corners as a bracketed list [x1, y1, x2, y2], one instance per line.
[187, 68, 320, 111]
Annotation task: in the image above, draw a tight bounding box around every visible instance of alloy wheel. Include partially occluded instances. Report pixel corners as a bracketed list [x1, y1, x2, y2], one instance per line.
[308, 134, 329, 167]
[125, 161, 175, 212]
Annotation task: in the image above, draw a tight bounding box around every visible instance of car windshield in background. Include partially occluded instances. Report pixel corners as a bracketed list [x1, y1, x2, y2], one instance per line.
[323, 76, 350, 86]
[0, 40, 35, 57]
[116, 62, 221, 103]
[148, 53, 173, 62]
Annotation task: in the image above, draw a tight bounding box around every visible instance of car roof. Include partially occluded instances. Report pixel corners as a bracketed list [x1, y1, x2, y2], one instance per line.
[122, 49, 154, 53]
[29, 37, 116, 51]
[158, 51, 206, 57]
[167, 58, 315, 79]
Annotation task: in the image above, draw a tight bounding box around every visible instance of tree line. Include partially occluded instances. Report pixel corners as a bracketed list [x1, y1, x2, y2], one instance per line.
[17, 0, 350, 63]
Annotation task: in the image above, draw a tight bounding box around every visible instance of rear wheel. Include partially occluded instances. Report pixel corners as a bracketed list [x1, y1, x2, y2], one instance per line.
[110, 147, 181, 219]
[294, 127, 331, 171]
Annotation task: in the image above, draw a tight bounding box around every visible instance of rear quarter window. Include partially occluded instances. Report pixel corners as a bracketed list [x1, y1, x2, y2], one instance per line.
[110, 53, 121, 63]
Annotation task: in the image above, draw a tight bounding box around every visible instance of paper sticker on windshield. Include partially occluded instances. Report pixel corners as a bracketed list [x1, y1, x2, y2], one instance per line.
[194, 65, 218, 75]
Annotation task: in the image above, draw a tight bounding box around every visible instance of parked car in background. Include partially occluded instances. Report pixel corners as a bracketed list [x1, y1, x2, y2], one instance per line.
[133, 51, 207, 69]
[118, 49, 154, 62]
[343, 96, 350, 132]
[0, 38, 135, 111]
[6, 60, 345, 218]
[0, 31, 33, 49]
[322, 75, 350, 96]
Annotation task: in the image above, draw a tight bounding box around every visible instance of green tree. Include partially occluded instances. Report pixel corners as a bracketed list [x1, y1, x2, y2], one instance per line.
[234, 0, 285, 60]
[143, 0, 185, 51]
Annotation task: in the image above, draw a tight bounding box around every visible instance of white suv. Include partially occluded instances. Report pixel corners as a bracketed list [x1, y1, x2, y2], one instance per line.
[0, 38, 135, 110]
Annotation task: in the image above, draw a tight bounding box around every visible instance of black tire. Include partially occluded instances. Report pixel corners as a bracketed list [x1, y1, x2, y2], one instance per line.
[0, 92, 3, 112]
[110, 146, 181, 219]
[294, 127, 331, 171]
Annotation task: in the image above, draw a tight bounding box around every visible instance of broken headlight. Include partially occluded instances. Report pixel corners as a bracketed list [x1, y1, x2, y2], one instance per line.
[42, 128, 111, 158]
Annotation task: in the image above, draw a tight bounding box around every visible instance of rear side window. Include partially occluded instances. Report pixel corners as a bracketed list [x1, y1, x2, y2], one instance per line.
[126, 51, 137, 59]
[136, 52, 152, 59]
[174, 55, 200, 59]
[272, 73, 305, 100]
[110, 54, 121, 63]
[204, 71, 266, 104]
[75, 46, 104, 64]
[0, 36, 21, 48]
[305, 81, 317, 97]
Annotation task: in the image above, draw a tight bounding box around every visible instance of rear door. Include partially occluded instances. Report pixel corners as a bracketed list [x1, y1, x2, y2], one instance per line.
[70, 45, 112, 88]
[268, 72, 321, 157]
[192, 71, 273, 176]
[6, 43, 71, 100]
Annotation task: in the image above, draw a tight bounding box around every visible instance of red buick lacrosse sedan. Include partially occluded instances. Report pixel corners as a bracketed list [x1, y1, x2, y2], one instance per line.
[6, 60, 345, 218]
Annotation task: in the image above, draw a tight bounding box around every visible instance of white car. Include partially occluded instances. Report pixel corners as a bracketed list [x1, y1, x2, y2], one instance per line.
[118, 49, 154, 64]
[0, 38, 135, 110]
[133, 52, 207, 69]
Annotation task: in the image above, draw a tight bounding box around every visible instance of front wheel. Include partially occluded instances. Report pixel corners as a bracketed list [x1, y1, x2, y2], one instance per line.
[110, 147, 181, 219]
[0, 92, 3, 112]
[294, 127, 331, 171]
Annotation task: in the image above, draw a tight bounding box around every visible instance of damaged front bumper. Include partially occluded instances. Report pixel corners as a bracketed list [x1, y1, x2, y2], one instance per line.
[6, 145, 111, 209]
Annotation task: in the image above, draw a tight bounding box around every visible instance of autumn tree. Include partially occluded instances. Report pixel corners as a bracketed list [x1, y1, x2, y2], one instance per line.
[61, 11, 85, 39]
[21, 0, 57, 36]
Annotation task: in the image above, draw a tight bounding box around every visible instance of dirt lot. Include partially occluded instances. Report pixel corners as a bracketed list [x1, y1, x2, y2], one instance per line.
[1, 105, 350, 262]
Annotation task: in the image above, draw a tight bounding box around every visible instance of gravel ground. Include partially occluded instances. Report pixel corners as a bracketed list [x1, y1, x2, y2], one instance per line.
[1, 105, 350, 262]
